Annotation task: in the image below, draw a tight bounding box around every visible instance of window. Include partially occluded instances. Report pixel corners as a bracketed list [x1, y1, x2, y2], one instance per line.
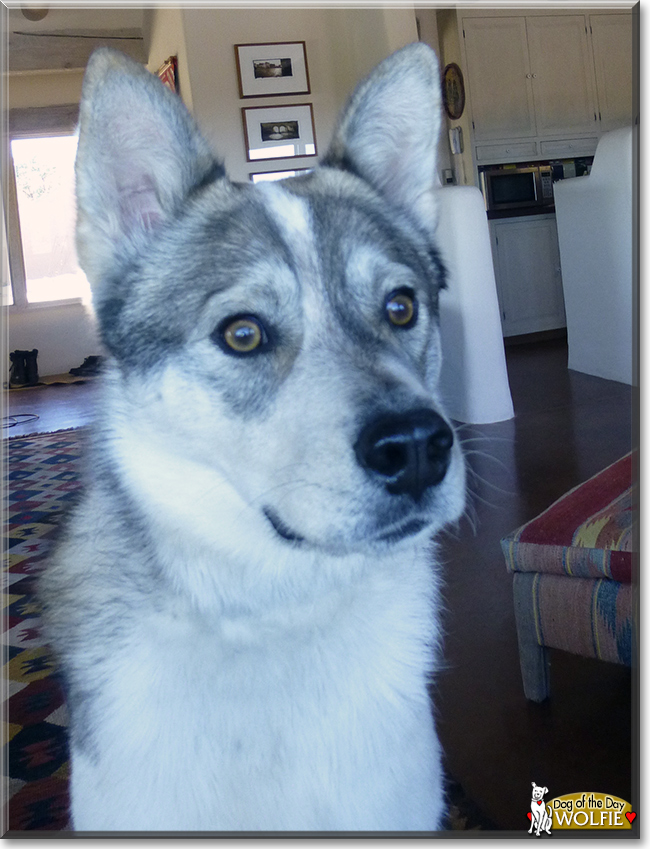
[2, 202, 13, 306]
[5, 104, 90, 307]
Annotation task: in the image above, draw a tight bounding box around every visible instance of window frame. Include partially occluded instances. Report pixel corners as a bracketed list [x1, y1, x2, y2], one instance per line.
[5, 103, 84, 312]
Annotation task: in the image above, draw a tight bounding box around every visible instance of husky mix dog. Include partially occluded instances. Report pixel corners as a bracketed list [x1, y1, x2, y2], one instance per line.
[39, 43, 466, 832]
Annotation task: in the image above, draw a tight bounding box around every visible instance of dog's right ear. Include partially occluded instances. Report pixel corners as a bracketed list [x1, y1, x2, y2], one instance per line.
[75, 48, 224, 289]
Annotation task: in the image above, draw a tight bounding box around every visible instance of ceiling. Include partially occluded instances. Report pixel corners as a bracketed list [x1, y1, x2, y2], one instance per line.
[8, 6, 146, 71]
[9, 6, 144, 34]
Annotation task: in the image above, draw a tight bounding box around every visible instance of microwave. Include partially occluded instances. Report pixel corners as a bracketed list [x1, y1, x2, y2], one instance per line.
[480, 165, 554, 212]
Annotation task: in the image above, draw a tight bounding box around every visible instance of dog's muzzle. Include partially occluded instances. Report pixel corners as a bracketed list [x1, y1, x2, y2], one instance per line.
[354, 408, 453, 501]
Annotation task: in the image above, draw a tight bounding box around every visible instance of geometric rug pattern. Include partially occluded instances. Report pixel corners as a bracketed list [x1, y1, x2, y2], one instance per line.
[3, 429, 84, 831]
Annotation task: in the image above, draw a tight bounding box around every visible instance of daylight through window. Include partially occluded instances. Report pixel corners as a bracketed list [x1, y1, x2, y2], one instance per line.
[11, 135, 90, 304]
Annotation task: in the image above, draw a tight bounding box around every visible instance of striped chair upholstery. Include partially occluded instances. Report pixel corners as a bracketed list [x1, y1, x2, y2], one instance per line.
[501, 453, 636, 702]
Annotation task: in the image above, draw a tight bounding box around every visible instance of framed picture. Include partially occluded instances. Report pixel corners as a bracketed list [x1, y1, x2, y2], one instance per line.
[157, 56, 179, 95]
[442, 63, 465, 120]
[242, 103, 317, 162]
[249, 168, 312, 183]
[235, 42, 311, 99]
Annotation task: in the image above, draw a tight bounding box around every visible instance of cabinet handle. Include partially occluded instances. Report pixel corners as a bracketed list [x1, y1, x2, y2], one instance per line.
[526, 73, 532, 79]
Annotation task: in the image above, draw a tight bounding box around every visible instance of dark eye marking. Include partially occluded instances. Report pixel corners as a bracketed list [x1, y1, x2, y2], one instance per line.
[385, 287, 418, 329]
[212, 314, 270, 356]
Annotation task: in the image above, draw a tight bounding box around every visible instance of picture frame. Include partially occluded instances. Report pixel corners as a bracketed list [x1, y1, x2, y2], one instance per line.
[242, 103, 317, 162]
[249, 167, 313, 183]
[442, 63, 465, 120]
[235, 42, 311, 99]
[157, 55, 179, 95]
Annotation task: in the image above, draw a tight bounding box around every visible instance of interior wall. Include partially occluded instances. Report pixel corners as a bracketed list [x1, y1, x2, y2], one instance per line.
[179, 6, 419, 181]
[415, 8, 452, 180]
[436, 8, 475, 186]
[7, 304, 102, 377]
[8, 69, 84, 110]
[144, 6, 194, 111]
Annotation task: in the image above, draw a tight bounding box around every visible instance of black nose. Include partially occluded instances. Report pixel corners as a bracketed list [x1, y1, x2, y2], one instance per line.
[354, 409, 454, 500]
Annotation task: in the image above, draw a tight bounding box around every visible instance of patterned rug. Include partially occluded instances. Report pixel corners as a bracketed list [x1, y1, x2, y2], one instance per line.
[4, 429, 83, 831]
[3, 428, 495, 833]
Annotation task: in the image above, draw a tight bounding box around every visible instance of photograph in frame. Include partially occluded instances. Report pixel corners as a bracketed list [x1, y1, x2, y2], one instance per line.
[242, 103, 317, 162]
[235, 42, 311, 99]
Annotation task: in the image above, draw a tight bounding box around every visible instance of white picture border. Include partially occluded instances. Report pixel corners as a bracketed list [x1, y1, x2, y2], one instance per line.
[242, 103, 317, 162]
[235, 42, 310, 99]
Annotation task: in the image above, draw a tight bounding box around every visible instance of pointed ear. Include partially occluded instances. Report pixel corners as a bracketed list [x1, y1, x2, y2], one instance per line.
[75, 48, 224, 289]
[323, 43, 442, 231]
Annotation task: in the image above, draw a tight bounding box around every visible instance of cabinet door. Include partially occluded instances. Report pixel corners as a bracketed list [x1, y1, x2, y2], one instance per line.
[526, 16, 599, 136]
[463, 17, 536, 141]
[590, 14, 634, 130]
[491, 217, 566, 337]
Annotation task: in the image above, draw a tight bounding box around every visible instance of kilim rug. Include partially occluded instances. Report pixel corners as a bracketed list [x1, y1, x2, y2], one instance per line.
[3, 428, 494, 833]
[4, 429, 83, 831]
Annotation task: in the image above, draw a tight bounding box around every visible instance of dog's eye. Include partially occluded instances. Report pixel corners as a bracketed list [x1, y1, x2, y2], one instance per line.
[385, 289, 417, 328]
[217, 315, 267, 355]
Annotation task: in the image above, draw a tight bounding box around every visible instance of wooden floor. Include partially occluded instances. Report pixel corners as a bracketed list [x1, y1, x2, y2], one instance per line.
[436, 337, 635, 830]
[3, 338, 637, 831]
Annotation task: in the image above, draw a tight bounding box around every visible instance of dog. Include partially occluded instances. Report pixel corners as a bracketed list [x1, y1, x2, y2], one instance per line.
[529, 783, 553, 836]
[39, 42, 466, 832]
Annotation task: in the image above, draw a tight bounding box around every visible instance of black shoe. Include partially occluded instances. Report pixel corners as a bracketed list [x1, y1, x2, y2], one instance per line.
[69, 355, 103, 377]
[24, 349, 39, 386]
[9, 350, 27, 387]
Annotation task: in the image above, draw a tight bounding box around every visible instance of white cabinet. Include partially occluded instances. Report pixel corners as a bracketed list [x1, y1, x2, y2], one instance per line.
[489, 215, 566, 337]
[589, 14, 634, 131]
[525, 16, 598, 136]
[459, 10, 634, 167]
[463, 17, 536, 142]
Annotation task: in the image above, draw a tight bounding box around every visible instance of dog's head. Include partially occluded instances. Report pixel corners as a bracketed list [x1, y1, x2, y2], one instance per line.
[531, 783, 548, 802]
[75, 45, 465, 558]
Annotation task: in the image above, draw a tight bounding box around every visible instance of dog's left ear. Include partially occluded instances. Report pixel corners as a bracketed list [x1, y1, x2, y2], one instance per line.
[323, 43, 442, 232]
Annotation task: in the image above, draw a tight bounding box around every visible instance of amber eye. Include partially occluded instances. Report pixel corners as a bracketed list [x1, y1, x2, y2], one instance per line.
[221, 316, 266, 354]
[385, 289, 417, 328]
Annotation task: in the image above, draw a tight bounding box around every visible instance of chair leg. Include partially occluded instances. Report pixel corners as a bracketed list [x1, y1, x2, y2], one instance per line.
[512, 573, 551, 702]
[518, 637, 550, 703]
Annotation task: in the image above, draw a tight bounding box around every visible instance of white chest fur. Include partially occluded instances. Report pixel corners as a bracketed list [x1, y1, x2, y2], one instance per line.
[70, 550, 444, 832]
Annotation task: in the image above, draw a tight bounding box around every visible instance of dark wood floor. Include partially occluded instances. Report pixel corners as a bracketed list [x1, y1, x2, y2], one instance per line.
[436, 337, 636, 830]
[3, 338, 637, 831]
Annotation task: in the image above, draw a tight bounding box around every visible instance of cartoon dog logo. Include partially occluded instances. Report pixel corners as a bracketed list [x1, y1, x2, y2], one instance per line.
[529, 782, 553, 836]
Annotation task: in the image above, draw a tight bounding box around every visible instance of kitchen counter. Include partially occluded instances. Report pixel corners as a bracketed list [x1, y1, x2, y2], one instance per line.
[487, 205, 555, 220]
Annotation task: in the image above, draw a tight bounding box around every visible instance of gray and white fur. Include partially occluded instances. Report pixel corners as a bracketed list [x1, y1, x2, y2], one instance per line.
[39, 43, 466, 832]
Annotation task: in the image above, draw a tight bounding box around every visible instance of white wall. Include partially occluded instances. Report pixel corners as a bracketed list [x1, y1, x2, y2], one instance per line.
[7, 304, 102, 377]
[436, 8, 474, 186]
[415, 8, 451, 180]
[144, 7, 194, 112]
[8, 69, 84, 109]
[178, 7, 419, 181]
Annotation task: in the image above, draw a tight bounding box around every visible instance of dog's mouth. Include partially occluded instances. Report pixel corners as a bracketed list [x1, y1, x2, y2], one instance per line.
[263, 507, 305, 544]
[264, 506, 429, 549]
[376, 517, 429, 544]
